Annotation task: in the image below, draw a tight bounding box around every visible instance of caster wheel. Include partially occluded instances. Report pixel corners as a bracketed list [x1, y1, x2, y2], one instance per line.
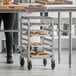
[20, 57, 25, 67]
[51, 60, 55, 70]
[27, 61, 32, 70]
[43, 59, 47, 66]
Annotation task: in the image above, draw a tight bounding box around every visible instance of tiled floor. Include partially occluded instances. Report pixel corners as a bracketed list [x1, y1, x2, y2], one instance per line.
[0, 50, 76, 76]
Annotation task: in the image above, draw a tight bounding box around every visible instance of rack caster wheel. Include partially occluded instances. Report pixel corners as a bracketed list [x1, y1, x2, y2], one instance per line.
[51, 60, 55, 70]
[43, 59, 47, 66]
[27, 61, 32, 70]
[20, 57, 25, 67]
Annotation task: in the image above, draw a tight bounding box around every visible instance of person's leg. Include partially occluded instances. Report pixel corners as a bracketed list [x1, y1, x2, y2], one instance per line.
[0, 14, 2, 29]
[0, 14, 3, 52]
[13, 13, 18, 53]
[2, 13, 16, 63]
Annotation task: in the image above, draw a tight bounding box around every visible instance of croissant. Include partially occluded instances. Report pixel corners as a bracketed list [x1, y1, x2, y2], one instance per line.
[3, 0, 12, 4]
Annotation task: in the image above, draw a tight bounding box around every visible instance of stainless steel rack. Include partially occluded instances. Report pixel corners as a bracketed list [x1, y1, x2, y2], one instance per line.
[19, 15, 55, 70]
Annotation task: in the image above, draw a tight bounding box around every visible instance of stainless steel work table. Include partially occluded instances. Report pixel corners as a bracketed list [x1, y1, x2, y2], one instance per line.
[0, 4, 75, 68]
[45, 4, 76, 68]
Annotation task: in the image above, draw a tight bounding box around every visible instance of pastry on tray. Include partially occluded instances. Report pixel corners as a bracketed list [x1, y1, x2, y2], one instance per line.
[28, 5, 44, 8]
[30, 52, 48, 56]
[25, 31, 47, 35]
[35, 0, 72, 4]
[0, 6, 25, 9]
[31, 42, 45, 46]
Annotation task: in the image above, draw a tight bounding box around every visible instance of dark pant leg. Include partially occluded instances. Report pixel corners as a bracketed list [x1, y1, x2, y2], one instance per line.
[0, 14, 2, 29]
[2, 13, 16, 58]
[13, 13, 18, 52]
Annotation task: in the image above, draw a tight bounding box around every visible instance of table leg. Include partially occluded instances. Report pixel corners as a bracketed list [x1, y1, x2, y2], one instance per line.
[69, 12, 72, 68]
[58, 12, 61, 64]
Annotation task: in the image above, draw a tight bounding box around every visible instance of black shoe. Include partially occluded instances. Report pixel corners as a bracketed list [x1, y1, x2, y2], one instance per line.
[7, 58, 13, 64]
